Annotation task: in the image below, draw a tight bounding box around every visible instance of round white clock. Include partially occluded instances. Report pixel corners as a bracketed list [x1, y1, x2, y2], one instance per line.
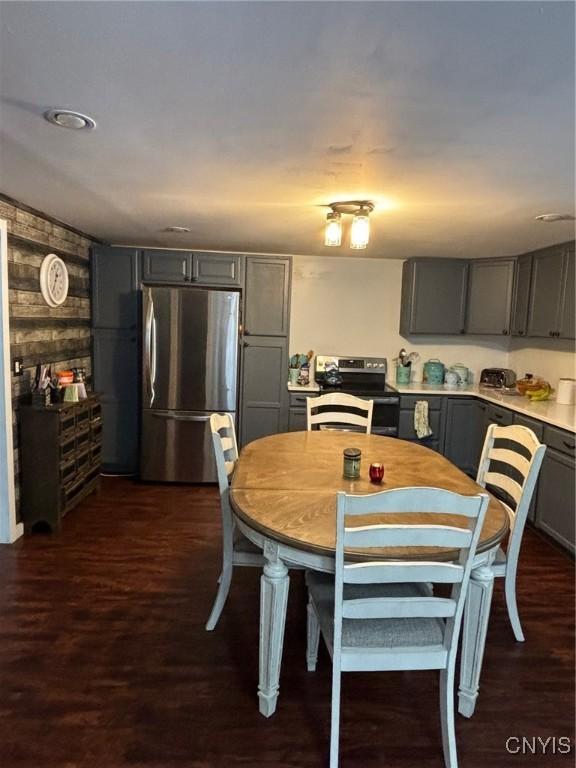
[40, 253, 69, 307]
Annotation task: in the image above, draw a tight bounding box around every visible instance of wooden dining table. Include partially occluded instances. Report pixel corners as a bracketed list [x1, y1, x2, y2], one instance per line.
[230, 431, 509, 719]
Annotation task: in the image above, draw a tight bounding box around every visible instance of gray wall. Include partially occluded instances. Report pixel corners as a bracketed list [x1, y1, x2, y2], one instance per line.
[0, 194, 95, 515]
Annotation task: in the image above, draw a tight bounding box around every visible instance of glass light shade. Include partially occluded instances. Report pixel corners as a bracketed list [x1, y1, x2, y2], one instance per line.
[324, 212, 342, 246]
[350, 210, 370, 249]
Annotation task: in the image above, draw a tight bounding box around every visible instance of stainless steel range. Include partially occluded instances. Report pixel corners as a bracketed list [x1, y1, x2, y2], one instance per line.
[314, 355, 399, 436]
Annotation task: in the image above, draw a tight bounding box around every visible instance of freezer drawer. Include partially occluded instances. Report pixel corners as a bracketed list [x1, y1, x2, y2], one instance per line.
[140, 410, 231, 483]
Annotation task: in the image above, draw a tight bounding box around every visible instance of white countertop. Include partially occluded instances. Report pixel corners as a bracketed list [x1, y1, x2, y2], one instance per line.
[288, 381, 576, 432]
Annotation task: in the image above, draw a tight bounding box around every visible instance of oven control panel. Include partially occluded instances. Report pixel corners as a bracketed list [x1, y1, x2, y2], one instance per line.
[315, 356, 387, 374]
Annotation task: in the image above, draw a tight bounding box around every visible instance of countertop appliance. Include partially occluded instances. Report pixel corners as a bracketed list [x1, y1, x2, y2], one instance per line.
[141, 285, 240, 482]
[479, 368, 517, 389]
[314, 355, 399, 436]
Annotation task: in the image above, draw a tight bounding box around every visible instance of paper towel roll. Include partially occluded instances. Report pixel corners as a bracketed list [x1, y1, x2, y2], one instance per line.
[556, 378, 576, 405]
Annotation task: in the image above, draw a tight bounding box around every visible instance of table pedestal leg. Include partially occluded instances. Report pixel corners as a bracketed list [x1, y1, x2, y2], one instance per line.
[458, 564, 495, 718]
[258, 543, 289, 718]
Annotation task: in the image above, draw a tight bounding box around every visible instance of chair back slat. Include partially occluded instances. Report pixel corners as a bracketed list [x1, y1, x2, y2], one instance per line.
[344, 523, 473, 549]
[487, 447, 530, 476]
[210, 413, 238, 494]
[342, 561, 465, 584]
[307, 393, 373, 434]
[483, 471, 523, 505]
[342, 486, 483, 518]
[342, 596, 457, 620]
[491, 423, 542, 453]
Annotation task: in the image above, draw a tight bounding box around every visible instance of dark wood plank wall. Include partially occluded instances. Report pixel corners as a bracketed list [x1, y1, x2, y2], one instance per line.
[0, 195, 95, 515]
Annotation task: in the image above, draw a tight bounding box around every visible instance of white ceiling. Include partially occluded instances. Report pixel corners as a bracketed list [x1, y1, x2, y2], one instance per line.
[0, 1, 574, 259]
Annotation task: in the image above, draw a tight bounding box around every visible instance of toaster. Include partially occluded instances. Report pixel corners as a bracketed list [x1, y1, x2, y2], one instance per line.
[480, 368, 517, 389]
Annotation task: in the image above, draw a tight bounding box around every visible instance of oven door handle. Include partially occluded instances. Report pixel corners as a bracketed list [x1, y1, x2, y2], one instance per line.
[371, 396, 400, 405]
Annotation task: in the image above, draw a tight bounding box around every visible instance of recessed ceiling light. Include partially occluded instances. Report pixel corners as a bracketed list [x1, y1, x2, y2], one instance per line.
[44, 109, 96, 130]
[163, 226, 192, 233]
[535, 213, 575, 222]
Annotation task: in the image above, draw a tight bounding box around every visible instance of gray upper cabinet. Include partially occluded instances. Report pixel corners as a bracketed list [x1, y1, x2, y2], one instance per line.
[92, 246, 140, 329]
[244, 257, 291, 336]
[400, 259, 468, 335]
[527, 243, 575, 339]
[142, 249, 192, 283]
[193, 252, 242, 286]
[142, 249, 243, 286]
[465, 258, 515, 336]
[558, 245, 575, 339]
[510, 254, 532, 337]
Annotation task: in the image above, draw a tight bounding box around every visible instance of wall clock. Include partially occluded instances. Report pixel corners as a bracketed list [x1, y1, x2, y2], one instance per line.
[40, 253, 69, 307]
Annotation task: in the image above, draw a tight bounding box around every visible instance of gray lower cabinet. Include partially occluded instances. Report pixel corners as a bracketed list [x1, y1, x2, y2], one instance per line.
[537, 445, 575, 554]
[510, 254, 532, 337]
[398, 395, 444, 452]
[240, 336, 289, 445]
[443, 398, 482, 475]
[400, 259, 468, 335]
[92, 329, 139, 473]
[465, 258, 515, 336]
[288, 392, 317, 431]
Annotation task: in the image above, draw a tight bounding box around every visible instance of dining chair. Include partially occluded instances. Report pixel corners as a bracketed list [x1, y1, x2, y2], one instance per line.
[306, 486, 489, 768]
[205, 413, 264, 631]
[476, 423, 546, 642]
[306, 393, 374, 433]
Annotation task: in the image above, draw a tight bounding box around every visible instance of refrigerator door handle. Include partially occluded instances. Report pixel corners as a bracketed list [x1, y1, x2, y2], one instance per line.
[144, 290, 156, 407]
[151, 412, 211, 422]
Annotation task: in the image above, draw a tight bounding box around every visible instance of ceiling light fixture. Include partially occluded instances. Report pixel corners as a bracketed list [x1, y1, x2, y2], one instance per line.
[535, 213, 575, 222]
[44, 109, 96, 130]
[324, 211, 342, 246]
[324, 200, 375, 249]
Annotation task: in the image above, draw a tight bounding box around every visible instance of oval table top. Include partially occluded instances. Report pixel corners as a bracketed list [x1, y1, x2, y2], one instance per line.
[231, 431, 509, 561]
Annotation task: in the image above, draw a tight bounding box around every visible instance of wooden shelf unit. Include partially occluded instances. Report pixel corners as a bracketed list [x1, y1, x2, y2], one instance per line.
[19, 394, 102, 532]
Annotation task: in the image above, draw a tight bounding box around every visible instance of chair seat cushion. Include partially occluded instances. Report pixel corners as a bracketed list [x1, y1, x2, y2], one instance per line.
[307, 571, 445, 649]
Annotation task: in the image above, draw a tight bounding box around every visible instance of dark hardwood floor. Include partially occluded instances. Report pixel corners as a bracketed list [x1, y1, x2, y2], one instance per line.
[0, 478, 573, 767]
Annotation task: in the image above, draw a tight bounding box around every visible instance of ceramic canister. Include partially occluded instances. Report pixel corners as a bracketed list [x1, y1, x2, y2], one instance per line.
[423, 359, 445, 385]
[452, 363, 469, 385]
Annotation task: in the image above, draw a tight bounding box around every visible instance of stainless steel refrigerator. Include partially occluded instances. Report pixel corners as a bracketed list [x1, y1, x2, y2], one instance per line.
[140, 285, 240, 482]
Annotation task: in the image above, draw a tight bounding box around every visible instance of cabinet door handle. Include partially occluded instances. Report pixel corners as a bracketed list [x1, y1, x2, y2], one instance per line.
[502, 329, 508, 335]
[549, 330, 555, 336]
[563, 440, 575, 451]
[517, 330, 524, 336]
[243, 342, 250, 348]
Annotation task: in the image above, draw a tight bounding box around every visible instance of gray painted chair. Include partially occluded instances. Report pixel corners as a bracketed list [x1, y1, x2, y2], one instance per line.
[205, 413, 264, 631]
[476, 423, 546, 642]
[306, 486, 489, 768]
[306, 392, 374, 433]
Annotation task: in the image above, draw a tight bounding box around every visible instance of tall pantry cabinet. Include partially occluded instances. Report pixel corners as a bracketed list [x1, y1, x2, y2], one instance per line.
[239, 257, 291, 446]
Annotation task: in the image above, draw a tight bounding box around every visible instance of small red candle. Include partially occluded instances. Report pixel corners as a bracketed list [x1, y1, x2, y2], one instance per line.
[369, 462, 384, 483]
